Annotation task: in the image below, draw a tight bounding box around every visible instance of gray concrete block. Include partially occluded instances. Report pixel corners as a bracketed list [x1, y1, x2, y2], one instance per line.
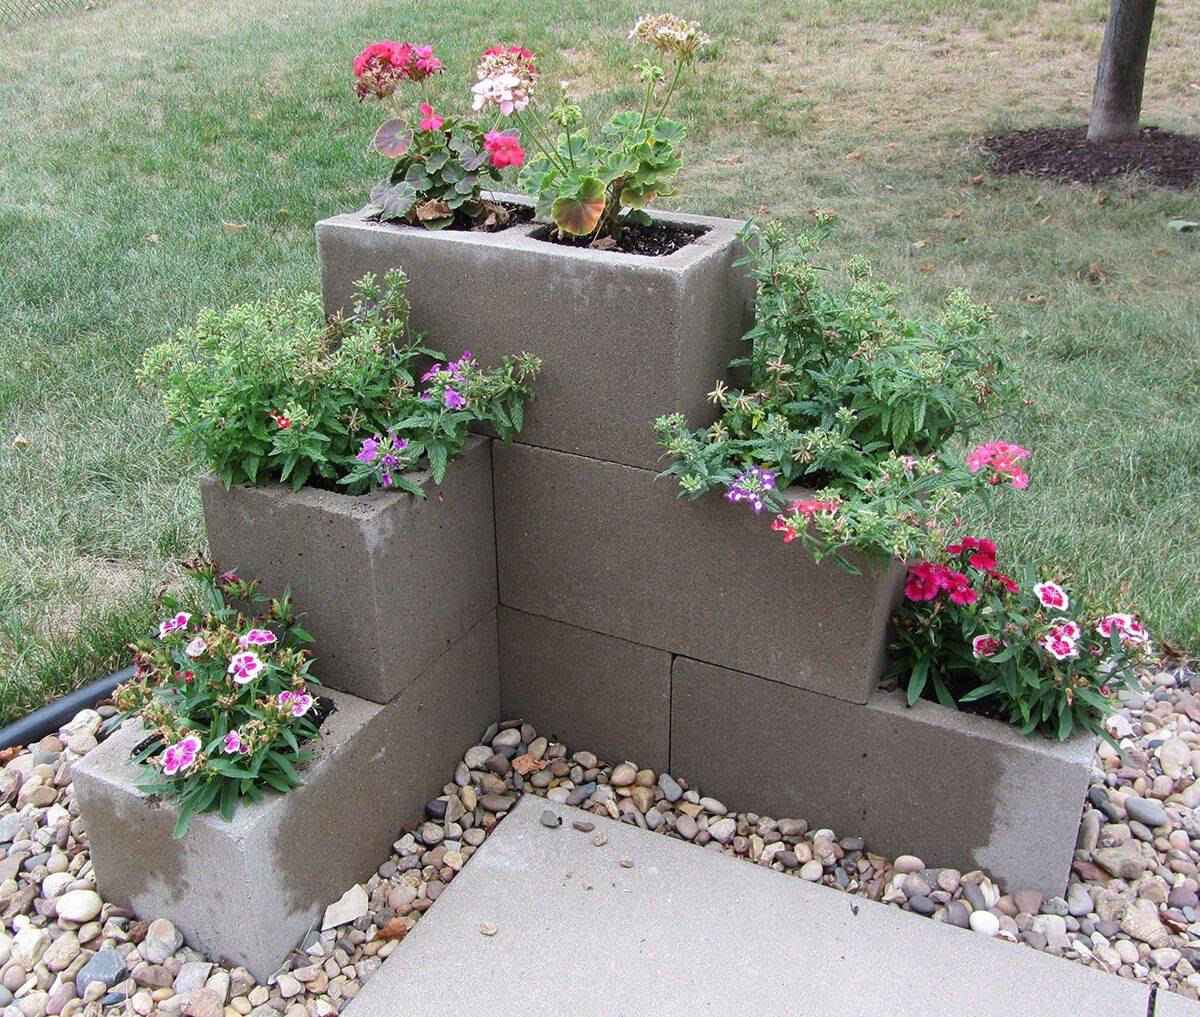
[342, 797, 1149, 1017]
[494, 441, 903, 704]
[670, 656, 1096, 897]
[200, 435, 496, 703]
[72, 613, 500, 980]
[316, 194, 754, 471]
[498, 607, 670, 773]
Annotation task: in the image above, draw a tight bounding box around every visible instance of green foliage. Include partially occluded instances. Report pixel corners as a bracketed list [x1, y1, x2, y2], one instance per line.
[371, 115, 512, 230]
[514, 20, 705, 243]
[655, 218, 1021, 566]
[112, 564, 322, 837]
[139, 272, 539, 494]
[888, 544, 1152, 742]
[519, 100, 687, 239]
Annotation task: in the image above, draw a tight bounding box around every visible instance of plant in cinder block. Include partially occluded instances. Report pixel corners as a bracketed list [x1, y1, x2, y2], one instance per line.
[111, 563, 322, 836]
[139, 269, 540, 493]
[509, 14, 711, 247]
[655, 216, 1022, 571]
[888, 538, 1154, 742]
[354, 40, 522, 231]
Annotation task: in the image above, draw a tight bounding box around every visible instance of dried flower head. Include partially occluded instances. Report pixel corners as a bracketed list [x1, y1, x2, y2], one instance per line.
[631, 13, 711, 61]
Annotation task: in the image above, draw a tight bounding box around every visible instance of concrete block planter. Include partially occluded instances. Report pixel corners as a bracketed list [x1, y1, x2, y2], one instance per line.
[316, 194, 755, 471]
[72, 612, 500, 980]
[498, 607, 671, 772]
[200, 435, 496, 703]
[669, 656, 1096, 897]
[494, 442, 903, 705]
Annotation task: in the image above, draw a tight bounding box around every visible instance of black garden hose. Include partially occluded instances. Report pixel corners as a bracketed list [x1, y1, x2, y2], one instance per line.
[0, 666, 133, 751]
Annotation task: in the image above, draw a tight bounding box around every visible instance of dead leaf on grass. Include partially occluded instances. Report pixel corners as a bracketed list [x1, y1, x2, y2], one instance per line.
[221, 221, 248, 231]
[939, 208, 963, 219]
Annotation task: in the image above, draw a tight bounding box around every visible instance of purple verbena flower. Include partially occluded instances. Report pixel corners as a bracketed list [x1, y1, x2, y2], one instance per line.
[443, 388, 467, 410]
[723, 466, 776, 515]
[356, 434, 382, 464]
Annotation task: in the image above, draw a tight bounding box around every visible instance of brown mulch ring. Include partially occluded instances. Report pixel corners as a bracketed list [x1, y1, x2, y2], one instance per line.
[980, 125, 1200, 190]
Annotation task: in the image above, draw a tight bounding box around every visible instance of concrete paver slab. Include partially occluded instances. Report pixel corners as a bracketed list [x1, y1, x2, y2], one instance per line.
[345, 797, 1150, 1017]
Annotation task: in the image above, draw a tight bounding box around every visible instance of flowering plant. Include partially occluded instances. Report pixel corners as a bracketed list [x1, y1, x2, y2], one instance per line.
[355, 40, 522, 229]
[655, 218, 1022, 568]
[339, 348, 542, 493]
[141, 272, 539, 493]
[488, 14, 709, 242]
[113, 564, 322, 836]
[888, 538, 1152, 741]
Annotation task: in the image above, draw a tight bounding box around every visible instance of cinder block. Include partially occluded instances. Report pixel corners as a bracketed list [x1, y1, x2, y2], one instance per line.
[494, 442, 903, 704]
[669, 656, 1096, 898]
[72, 613, 500, 980]
[316, 194, 754, 471]
[200, 435, 496, 703]
[498, 607, 671, 772]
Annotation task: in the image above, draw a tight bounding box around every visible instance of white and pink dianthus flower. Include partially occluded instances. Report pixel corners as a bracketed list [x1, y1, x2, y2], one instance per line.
[185, 636, 207, 659]
[162, 734, 202, 776]
[227, 651, 265, 684]
[238, 628, 277, 648]
[278, 690, 315, 718]
[158, 612, 191, 639]
[223, 731, 250, 755]
[1033, 581, 1069, 611]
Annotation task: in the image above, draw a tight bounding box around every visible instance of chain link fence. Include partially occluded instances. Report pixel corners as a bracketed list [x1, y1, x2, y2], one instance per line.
[0, 0, 94, 31]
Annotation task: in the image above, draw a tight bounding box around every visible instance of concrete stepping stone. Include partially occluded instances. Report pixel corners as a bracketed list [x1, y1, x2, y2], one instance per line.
[345, 798, 1153, 1016]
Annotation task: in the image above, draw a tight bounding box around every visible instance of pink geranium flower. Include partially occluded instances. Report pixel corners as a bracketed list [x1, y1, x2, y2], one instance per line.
[227, 651, 264, 684]
[1033, 581, 1069, 611]
[483, 131, 525, 169]
[279, 690, 315, 718]
[972, 634, 1005, 659]
[185, 636, 206, 658]
[162, 734, 202, 776]
[158, 612, 191, 639]
[418, 103, 444, 132]
[238, 628, 277, 648]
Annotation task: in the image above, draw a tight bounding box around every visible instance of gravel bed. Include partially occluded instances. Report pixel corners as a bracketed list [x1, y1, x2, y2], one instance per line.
[0, 666, 1196, 1017]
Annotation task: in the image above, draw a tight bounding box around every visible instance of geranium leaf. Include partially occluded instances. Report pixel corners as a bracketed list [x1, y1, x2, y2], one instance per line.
[552, 177, 606, 236]
[373, 120, 412, 158]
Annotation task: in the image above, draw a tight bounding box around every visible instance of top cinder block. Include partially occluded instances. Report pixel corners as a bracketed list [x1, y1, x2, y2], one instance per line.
[316, 194, 755, 471]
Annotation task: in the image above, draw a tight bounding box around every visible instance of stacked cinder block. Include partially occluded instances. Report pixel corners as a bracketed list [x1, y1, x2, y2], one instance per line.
[317, 200, 1094, 897]
[72, 439, 502, 980]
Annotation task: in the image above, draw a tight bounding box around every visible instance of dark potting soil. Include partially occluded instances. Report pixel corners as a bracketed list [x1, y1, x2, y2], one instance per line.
[980, 125, 1200, 189]
[536, 219, 705, 256]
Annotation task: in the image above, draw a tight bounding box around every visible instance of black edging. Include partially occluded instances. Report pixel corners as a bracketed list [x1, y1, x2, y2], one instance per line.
[0, 666, 134, 752]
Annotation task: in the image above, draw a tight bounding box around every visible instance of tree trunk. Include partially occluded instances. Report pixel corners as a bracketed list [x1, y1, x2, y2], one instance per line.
[1087, 0, 1157, 144]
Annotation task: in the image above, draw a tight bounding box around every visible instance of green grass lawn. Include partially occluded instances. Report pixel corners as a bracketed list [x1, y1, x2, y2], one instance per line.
[1, 0, 1197, 723]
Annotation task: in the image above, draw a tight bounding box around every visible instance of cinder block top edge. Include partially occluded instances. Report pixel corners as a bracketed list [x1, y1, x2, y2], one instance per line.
[198, 435, 489, 520]
[672, 655, 1097, 761]
[72, 686, 383, 838]
[314, 194, 746, 271]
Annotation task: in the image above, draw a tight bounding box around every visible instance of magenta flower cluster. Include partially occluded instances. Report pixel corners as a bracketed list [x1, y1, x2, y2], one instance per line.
[355, 429, 413, 489]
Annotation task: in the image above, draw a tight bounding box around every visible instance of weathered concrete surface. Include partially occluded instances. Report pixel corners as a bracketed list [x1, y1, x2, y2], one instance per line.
[670, 656, 1097, 898]
[498, 607, 671, 772]
[72, 613, 500, 980]
[316, 195, 754, 471]
[494, 441, 903, 704]
[201, 435, 496, 703]
[1157, 989, 1200, 1015]
[343, 797, 1149, 1017]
